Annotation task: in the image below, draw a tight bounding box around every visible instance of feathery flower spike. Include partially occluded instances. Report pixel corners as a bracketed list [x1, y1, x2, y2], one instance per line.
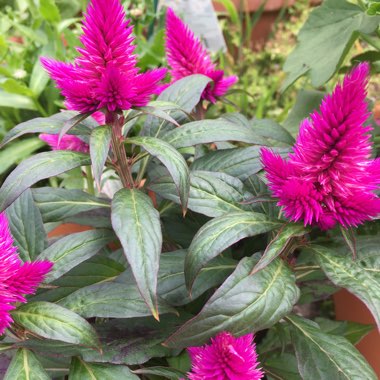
[261, 62, 380, 229]
[0, 213, 52, 335]
[165, 8, 237, 103]
[41, 0, 166, 116]
[186, 332, 264, 380]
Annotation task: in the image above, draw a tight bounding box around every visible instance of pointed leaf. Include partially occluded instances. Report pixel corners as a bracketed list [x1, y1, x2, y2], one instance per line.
[6, 189, 46, 261]
[185, 211, 282, 290]
[90, 126, 111, 188]
[60, 112, 92, 141]
[133, 366, 186, 379]
[37, 229, 115, 282]
[1, 111, 94, 147]
[164, 257, 299, 348]
[59, 282, 174, 318]
[312, 244, 380, 330]
[252, 224, 310, 274]
[128, 136, 190, 210]
[69, 357, 139, 380]
[111, 188, 162, 319]
[12, 302, 100, 349]
[4, 349, 50, 380]
[150, 171, 254, 218]
[0, 151, 91, 212]
[164, 119, 267, 148]
[32, 187, 110, 222]
[286, 314, 377, 379]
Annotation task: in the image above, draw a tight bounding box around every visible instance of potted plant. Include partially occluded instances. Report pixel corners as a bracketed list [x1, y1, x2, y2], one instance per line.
[0, 0, 379, 378]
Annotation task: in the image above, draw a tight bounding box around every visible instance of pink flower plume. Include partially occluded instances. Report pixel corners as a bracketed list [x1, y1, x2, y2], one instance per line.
[39, 134, 89, 153]
[186, 332, 264, 380]
[41, 0, 166, 115]
[261, 63, 380, 229]
[165, 8, 237, 103]
[0, 213, 52, 335]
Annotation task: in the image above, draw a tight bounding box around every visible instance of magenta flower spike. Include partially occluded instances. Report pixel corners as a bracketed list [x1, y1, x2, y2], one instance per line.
[165, 8, 237, 103]
[261, 63, 380, 229]
[186, 332, 264, 380]
[41, 0, 166, 116]
[39, 134, 89, 153]
[0, 213, 52, 335]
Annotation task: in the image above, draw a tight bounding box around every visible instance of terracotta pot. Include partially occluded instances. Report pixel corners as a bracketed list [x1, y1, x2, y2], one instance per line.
[213, 0, 295, 49]
[334, 289, 380, 376]
[47, 223, 92, 238]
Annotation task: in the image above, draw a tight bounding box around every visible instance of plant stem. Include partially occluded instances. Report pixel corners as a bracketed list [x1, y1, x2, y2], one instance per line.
[85, 166, 95, 195]
[110, 116, 134, 188]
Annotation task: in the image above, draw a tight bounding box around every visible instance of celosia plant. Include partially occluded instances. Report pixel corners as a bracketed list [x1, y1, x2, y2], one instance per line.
[0, 0, 379, 378]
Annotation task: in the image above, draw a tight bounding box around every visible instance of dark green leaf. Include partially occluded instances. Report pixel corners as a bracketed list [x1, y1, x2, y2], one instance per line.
[133, 366, 186, 379]
[286, 314, 377, 379]
[37, 229, 114, 282]
[12, 302, 100, 349]
[111, 188, 162, 319]
[6, 189, 46, 261]
[1, 111, 94, 147]
[312, 244, 380, 330]
[0, 151, 91, 211]
[150, 171, 254, 218]
[0, 90, 36, 111]
[185, 211, 282, 290]
[263, 353, 302, 380]
[164, 257, 299, 348]
[32, 187, 110, 222]
[59, 282, 174, 318]
[158, 250, 235, 306]
[69, 357, 139, 380]
[4, 349, 50, 380]
[251, 119, 295, 145]
[252, 224, 309, 274]
[164, 119, 266, 148]
[90, 126, 111, 188]
[128, 136, 190, 209]
[283, 0, 380, 89]
[191, 146, 263, 180]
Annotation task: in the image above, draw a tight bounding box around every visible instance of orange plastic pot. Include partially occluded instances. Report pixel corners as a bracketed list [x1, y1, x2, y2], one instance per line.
[334, 289, 380, 376]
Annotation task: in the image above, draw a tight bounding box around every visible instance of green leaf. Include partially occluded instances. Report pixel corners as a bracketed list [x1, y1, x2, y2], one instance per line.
[263, 352, 302, 380]
[283, 0, 380, 89]
[185, 211, 282, 290]
[29, 44, 54, 97]
[69, 357, 139, 380]
[251, 119, 295, 145]
[6, 189, 46, 261]
[150, 171, 254, 218]
[4, 349, 50, 380]
[312, 244, 380, 330]
[128, 136, 190, 210]
[37, 229, 114, 282]
[191, 146, 263, 180]
[1, 79, 34, 97]
[286, 314, 377, 379]
[283, 89, 325, 136]
[1, 111, 93, 147]
[133, 366, 186, 379]
[12, 302, 100, 349]
[111, 189, 162, 319]
[252, 224, 310, 274]
[213, 0, 240, 23]
[90, 126, 111, 188]
[39, 0, 61, 23]
[31, 256, 125, 303]
[164, 119, 266, 148]
[0, 151, 91, 212]
[164, 257, 299, 348]
[158, 74, 211, 112]
[158, 250, 235, 306]
[0, 138, 44, 176]
[59, 282, 174, 318]
[32, 187, 110, 223]
[138, 106, 180, 127]
[0, 90, 36, 111]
